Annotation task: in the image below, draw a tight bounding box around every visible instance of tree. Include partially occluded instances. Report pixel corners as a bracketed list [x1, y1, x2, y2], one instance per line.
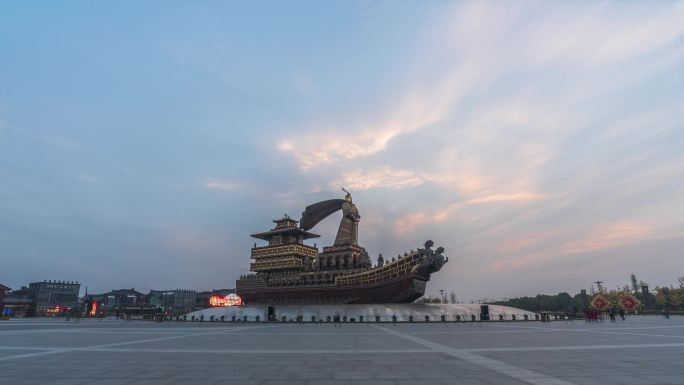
[678, 276, 684, 289]
[630, 273, 640, 294]
[669, 288, 682, 307]
[449, 291, 457, 304]
[655, 287, 667, 307]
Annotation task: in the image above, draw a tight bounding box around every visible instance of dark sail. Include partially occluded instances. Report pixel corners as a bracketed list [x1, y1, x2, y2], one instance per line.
[300, 199, 346, 231]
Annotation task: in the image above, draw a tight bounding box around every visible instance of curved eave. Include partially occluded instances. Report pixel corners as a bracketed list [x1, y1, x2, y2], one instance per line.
[250, 228, 320, 240]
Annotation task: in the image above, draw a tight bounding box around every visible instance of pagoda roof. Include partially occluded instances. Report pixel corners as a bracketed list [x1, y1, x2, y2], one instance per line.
[273, 216, 298, 223]
[250, 227, 320, 241]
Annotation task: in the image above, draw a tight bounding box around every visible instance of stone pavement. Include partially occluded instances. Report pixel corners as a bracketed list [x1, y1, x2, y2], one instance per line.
[0, 316, 682, 385]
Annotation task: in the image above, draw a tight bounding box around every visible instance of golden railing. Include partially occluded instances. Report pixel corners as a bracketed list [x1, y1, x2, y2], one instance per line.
[250, 256, 303, 271]
[335, 251, 422, 286]
[251, 244, 318, 258]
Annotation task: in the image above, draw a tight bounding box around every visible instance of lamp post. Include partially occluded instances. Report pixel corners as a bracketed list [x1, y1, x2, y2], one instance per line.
[594, 281, 603, 292]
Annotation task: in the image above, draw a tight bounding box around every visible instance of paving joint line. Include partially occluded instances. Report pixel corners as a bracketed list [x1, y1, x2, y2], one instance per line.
[0, 346, 435, 354]
[2, 341, 684, 354]
[88, 324, 266, 349]
[0, 325, 265, 362]
[372, 324, 576, 385]
[488, 323, 684, 339]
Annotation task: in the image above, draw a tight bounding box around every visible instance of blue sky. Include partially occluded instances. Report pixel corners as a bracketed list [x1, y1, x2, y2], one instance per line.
[1, 1, 683, 300]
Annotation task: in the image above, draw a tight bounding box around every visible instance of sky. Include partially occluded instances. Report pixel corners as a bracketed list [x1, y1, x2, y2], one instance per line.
[1, 1, 683, 301]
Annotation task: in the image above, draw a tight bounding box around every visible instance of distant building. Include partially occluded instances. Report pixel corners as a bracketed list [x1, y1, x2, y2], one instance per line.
[0, 284, 10, 315]
[641, 283, 653, 307]
[2, 286, 32, 317]
[147, 289, 197, 315]
[195, 289, 235, 310]
[85, 289, 147, 316]
[28, 280, 81, 316]
[579, 289, 589, 309]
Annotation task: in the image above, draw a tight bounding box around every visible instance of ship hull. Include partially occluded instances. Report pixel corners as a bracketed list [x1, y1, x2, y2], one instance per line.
[237, 273, 427, 305]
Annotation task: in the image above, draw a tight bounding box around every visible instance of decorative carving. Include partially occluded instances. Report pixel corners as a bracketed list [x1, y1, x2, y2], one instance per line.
[303, 255, 311, 272]
[415, 240, 448, 276]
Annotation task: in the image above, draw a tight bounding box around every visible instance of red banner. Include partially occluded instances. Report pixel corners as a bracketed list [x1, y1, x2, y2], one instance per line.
[590, 294, 610, 310]
[618, 293, 641, 310]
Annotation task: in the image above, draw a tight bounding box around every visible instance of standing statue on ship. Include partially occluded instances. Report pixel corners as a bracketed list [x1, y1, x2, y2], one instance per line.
[236, 189, 448, 304]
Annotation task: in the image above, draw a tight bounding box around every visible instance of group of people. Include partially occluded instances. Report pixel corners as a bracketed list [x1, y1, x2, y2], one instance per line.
[584, 307, 626, 322]
[607, 307, 626, 322]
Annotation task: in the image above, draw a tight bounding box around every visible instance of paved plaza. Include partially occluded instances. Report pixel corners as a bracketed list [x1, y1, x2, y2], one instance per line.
[1, 316, 683, 385]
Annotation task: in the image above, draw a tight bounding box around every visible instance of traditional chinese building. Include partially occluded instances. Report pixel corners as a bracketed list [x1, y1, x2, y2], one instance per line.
[84, 288, 146, 316]
[249, 215, 320, 273]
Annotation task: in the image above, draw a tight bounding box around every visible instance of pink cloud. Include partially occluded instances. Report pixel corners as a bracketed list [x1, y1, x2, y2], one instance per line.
[488, 220, 684, 271]
[467, 192, 545, 205]
[561, 221, 652, 254]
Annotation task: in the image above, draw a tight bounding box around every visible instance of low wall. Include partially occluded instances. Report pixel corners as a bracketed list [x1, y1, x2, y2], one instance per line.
[182, 303, 539, 322]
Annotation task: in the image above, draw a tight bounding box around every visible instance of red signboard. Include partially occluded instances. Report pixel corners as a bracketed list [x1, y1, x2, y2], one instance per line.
[209, 293, 243, 307]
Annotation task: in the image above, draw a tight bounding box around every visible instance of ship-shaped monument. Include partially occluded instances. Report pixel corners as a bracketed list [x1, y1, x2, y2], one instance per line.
[236, 191, 448, 304]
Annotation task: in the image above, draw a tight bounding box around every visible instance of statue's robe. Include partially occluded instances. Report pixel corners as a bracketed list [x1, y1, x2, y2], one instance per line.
[300, 199, 360, 245]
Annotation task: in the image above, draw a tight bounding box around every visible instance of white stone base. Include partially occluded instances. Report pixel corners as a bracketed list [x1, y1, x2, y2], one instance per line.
[182, 303, 539, 322]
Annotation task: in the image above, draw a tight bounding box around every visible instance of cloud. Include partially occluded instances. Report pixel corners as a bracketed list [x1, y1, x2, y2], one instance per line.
[277, 61, 484, 173]
[203, 178, 242, 191]
[518, 2, 684, 68]
[561, 221, 654, 255]
[291, 75, 315, 95]
[336, 167, 433, 191]
[0, 119, 79, 148]
[393, 211, 429, 236]
[467, 193, 545, 205]
[75, 173, 100, 183]
[35, 134, 79, 148]
[391, 189, 547, 237]
[444, 1, 684, 70]
[433, 203, 462, 222]
[277, 91, 450, 171]
[276, 1, 684, 179]
[393, 202, 462, 236]
[488, 218, 684, 272]
[163, 227, 226, 255]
